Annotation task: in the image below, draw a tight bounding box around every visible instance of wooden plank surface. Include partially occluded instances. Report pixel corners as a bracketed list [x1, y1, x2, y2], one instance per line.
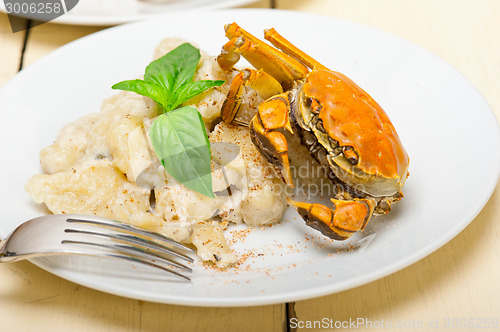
[0, 261, 284, 332]
[0, 13, 25, 85]
[1, 0, 500, 331]
[22, 23, 104, 67]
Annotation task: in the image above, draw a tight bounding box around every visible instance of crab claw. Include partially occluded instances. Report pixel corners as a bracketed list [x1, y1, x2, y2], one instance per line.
[249, 94, 295, 187]
[288, 198, 376, 240]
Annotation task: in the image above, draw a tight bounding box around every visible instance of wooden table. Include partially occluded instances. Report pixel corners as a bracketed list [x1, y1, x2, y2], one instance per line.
[1, 1, 499, 331]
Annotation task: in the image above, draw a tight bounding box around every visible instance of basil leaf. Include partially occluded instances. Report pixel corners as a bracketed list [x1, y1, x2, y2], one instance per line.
[149, 106, 214, 198]
[145, 43, 201, 111]
[112, 43, 225, 198]
[111, 79, 166, 107]
[175, 80, 225, 107]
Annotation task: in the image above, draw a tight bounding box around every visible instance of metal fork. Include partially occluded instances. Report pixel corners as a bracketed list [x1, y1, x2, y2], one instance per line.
[0, 214, 194, 281]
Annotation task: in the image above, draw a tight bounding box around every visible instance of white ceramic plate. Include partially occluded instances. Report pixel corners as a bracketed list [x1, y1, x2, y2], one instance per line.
[1, 9, 499, 307]
[0, 0, 258, 26]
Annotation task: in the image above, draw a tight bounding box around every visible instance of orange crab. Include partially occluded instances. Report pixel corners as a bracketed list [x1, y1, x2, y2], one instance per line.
[217, 23, 409, 240]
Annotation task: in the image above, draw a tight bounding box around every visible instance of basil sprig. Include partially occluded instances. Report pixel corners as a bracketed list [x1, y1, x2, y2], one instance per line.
[112, 43, 224, 198]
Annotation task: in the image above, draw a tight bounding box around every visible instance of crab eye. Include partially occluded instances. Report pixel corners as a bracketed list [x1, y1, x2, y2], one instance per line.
[342, 146, 358, 165]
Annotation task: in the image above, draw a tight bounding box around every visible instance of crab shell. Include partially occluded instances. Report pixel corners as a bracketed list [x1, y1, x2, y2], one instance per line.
[292, 69, 409, 198]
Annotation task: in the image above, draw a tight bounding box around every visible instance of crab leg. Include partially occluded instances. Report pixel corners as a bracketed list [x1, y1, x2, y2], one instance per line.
[250, 93, 295, 187]
[216, 37, 242, 70]
[218, 36, 294, 90]
[288, 198, 377, 240]
[264, 28, 329, 71]
[225, 23, 310, 80]
[217, 23, 309, 89]
[221, 69, 283, 125]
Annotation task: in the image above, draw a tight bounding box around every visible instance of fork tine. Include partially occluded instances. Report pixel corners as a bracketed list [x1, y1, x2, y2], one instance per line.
[64, 216, 195, 281]
[66, 217, 195, 253]
[62, 240, 191, 282]
[64, 228, 192, 271]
